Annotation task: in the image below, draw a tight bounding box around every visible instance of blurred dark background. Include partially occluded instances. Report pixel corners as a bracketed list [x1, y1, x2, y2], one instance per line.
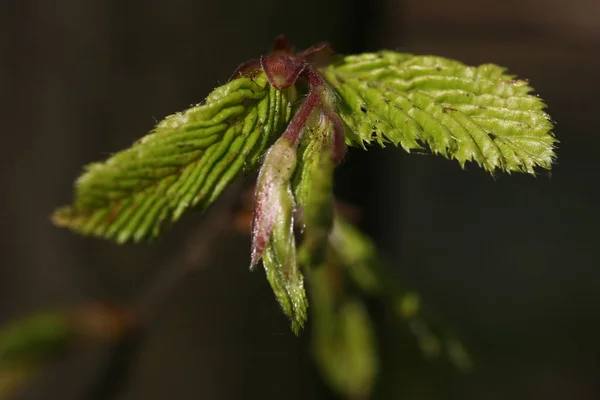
[1, 0, 599, 399]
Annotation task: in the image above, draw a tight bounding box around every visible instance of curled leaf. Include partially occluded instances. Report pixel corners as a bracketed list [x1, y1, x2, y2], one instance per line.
[262, 239, 308, 335]
[253, 136, 307, 333]
[53, 74, 294, 243]
[323, 51, 557, 174]
[251, 137, 298, 265]
[293, 112, 337, 267]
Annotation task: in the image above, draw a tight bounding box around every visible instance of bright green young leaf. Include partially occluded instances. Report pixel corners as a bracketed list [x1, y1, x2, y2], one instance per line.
[262, 237, 308, 335]
[53, 74, 294, 243]
[322, 51, 557, 174]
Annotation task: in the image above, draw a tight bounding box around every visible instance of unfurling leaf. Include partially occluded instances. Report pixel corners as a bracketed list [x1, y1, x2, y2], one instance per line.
[53, 74, 294, 243]
[323, 51, 556, 174]
[293, 112, 336, 267]
[49, 41, 555, 386]
[262, 241, 307, 335]
[254, 136, 307, 333]
[251, 136, 298, 266]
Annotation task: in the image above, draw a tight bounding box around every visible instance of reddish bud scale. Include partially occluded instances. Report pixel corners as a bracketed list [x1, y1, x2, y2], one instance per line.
[261, 54, 305, 91]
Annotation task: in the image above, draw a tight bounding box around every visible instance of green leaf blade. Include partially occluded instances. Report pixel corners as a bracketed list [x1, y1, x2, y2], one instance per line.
[53, 74, 293, 242]
[253, 136, 308, 334]
[323, 51, 557, 174]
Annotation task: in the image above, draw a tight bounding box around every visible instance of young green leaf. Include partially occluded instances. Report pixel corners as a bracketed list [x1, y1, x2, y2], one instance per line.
[254, 136, 308, 334]
[322, 51, 557, 174]
[262, 238, 308, 335]
[53, 74, 294, 243]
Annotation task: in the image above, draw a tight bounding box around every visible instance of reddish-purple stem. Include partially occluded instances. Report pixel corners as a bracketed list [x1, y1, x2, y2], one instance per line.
[260, 54, 305, 91]
[280, 67, 326, 145]
[247, 39, 347, 266]
[281, 89, 319, 145]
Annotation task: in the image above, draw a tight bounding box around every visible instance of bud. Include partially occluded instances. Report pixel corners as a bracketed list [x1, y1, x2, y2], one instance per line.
[294, 107, 347, 267]
[251, 135, 308, 333]
[251, 136, 297, 266]
[260, 53, 305, 91]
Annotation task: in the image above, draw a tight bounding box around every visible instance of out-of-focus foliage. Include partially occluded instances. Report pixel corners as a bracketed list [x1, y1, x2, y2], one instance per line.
[49, 45, 556, 399]
[0, 306, 129, 400]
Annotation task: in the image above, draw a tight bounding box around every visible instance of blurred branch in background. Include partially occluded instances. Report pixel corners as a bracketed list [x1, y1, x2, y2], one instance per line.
[0, 181, 245, 400]
[2, 0, 600, 399]
[0, 180, 472, 400]
[0, 306, 129, 400]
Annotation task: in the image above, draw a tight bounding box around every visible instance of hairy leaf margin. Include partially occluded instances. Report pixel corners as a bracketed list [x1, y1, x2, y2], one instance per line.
[323, 51, 557, 174]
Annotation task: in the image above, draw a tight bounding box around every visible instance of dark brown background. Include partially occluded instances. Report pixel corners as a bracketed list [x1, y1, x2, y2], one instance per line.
[1, 0, 599, 398]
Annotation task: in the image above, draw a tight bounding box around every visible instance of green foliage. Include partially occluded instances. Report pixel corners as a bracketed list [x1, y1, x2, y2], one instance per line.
[293, 113, 336, 267]
[53, 74, 294, 243]
[53, 51, 556, 246]
[49, 46, 556, 399]
[257, 137, 308, 334]
[323, 51, 556, 174]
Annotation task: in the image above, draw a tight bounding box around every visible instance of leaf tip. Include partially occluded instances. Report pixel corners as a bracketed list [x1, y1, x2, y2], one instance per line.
[290, 318, 305, 336]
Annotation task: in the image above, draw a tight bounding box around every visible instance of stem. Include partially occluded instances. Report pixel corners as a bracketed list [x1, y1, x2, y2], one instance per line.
[281, 66, 326, 145]
[281, 89, 320, 145]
